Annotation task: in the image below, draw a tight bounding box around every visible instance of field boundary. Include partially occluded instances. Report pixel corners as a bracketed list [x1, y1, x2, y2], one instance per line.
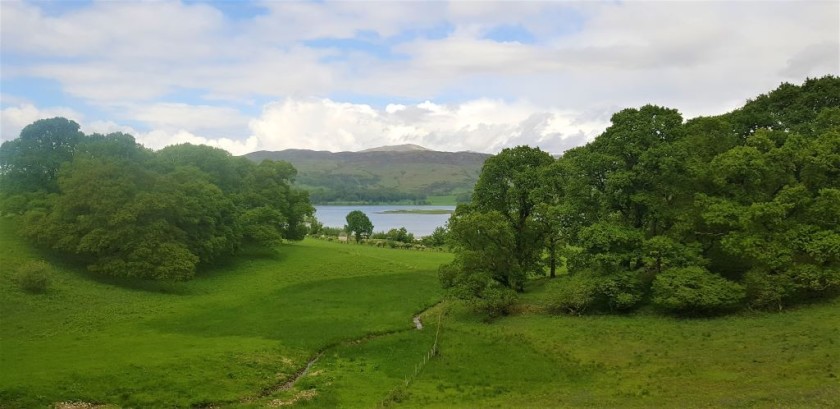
[379, 302, 447, 407]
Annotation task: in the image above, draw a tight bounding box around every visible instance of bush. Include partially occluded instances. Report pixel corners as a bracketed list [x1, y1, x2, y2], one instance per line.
[471, 281, 517, 318]
[743, 269, 792, 311]
[17, 261, 52, 293]
[546, 274, 599, 315]
[745, 266, 840, 310]
[652, 266, 745, 315]
[597, 272, 645, 312]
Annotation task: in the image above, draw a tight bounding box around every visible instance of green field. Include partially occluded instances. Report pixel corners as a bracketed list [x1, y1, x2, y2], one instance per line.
[424, 195, 458, 206]
[2, 217, 838, 408]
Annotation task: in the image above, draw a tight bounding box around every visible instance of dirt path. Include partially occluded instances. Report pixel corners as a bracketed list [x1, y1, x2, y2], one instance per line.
[237, 301, 444, 406]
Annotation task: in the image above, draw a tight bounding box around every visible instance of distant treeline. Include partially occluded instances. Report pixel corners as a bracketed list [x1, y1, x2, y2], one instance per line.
[307, 186, 429, 205]
[300, 173, 469, 204]
[443, 76, 840, 316]
[0, 120, 312, 280]
[245, 149, 485, 205]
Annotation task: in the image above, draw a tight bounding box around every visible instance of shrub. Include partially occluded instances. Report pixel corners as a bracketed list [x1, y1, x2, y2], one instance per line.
[597, 272, 645, 312]
[652, 266, 745, 315]
[17, 261, 52, 294]
[546, 274, 599, 315]
[471, 281, 518, 318]
[743, 269, 792, 311]
[745, 266, 840, 310]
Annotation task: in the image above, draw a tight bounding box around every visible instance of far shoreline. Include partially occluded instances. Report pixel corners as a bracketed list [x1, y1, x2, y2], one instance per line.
[376, 209, 454, 215]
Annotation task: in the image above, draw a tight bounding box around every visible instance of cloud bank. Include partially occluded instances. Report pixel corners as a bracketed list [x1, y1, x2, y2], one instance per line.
[1, 0, 837, 154]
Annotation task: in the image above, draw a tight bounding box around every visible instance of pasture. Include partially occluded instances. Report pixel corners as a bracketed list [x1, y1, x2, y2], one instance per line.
[1, 217, 838, 408]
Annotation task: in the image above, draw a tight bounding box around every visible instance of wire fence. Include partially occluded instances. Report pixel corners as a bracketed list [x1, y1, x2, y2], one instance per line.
[379, 307, 445, 407]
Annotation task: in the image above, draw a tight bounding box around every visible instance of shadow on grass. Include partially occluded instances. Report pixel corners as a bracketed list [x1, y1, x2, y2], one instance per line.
[149, 273, 441, 349]
[30, 241, 290, 295]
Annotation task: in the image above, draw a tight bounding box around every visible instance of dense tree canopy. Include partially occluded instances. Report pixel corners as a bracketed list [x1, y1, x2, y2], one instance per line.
[0, 119, 313, 280]
[442, 76, 840, 315]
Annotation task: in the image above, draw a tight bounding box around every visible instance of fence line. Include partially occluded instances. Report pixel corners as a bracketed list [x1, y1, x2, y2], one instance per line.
[379, 307, 445, 407]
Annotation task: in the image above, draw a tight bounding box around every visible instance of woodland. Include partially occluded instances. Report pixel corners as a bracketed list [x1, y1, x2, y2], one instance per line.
[441, 76, 840, 315]
[0, 123, 313, 280]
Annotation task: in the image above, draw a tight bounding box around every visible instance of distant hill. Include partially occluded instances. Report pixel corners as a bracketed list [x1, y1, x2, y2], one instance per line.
[360, 144, 431, 152]
[243, 147, 490, 204]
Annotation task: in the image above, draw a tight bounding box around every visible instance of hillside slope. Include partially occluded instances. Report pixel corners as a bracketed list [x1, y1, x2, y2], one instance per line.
[244, 147, 489, 204]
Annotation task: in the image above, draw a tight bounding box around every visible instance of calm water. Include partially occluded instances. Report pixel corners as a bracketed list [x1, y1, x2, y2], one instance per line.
[314, 205, 455, 237]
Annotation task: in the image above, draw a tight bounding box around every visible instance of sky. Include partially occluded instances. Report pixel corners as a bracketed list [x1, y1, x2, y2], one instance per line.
[1, 0, 838, 155]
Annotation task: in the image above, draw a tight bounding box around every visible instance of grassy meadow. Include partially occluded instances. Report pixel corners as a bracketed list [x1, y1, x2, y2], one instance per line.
[2, 217, 839, 408]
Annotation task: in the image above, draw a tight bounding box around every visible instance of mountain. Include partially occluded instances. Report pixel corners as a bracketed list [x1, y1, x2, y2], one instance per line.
[243, 148, 490, 204]
[359, 144, 431, 152]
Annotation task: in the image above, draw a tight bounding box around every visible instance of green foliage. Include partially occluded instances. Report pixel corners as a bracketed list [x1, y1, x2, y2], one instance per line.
[345, 210, 374, 242]
[318, 225, 345, 237]
[384, 227, 415, 243]
[471, 146, 555, 286]
[0, 117, 82, 195]
[546, 272, 644, 315]
[548, 76, 840, 314]
[468, 281, 518, 318]
[0, 123, 312, 280]
[744, 266, 840, 311]
[597, 271, 645, 312]
[652, 267, 745, 315]
[571, 222, 644, 275]
[546, 274, 599, 315]
[16, 260, 51, 293]
[437, 77, 840, 316]
[444, 146, 554, 297]
[439, 257, 518, 319]
[420, 226, 448, 247]
[445, 209, 521, 290]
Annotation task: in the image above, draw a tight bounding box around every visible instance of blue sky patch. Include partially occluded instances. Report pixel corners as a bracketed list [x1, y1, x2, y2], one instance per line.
[184, 0, 270, 19]
[483, 25, 536, 44]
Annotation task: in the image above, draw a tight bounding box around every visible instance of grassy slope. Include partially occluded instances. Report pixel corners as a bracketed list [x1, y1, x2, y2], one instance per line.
[3, 215, 839, 408]
[0, 217, 451, 408]
[398, 300, 840, 409]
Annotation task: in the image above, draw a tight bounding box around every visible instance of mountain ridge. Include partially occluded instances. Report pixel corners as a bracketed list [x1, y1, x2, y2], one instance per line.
[359, 143, 431, 153]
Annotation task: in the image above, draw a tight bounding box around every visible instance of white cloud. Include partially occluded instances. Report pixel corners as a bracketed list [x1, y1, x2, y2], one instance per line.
[82, 119, 258, 155]
[137, 129, 259, 155]
[1, 0, 837, 154]
[122, 103, 249, 136]
[249, 98, 608, 154]
[345, 1, 838, 116]
[1, 0, 227, 60]
[251, 1, 445, 42]
[3, 97, 605, 155]
[0, 104, 83, 142]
